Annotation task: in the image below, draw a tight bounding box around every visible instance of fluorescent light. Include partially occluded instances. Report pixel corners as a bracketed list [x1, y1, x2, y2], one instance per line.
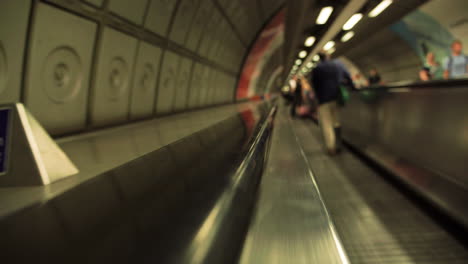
[313, 55, 320, 62]
[316, 6, 333, 25]
[295, 59, 302, 65]
[369, 0, 393, 17]
[329, 47, 336, 54]
[323, 41, 335, 51]
[343, 13, 363, 30]
[304, 36, 316, 47]
[293, 65, 299, 70]
[341, 31, 355, 42]
[299, 50, 308, 58]
[307, 62, 314, 68]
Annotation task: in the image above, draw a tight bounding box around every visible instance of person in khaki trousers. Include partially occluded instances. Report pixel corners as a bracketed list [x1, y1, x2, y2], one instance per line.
[306, 52, 354, 155]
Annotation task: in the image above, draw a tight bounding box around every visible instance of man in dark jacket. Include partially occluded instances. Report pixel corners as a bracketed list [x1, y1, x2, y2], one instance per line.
[310, 52, 354, 155]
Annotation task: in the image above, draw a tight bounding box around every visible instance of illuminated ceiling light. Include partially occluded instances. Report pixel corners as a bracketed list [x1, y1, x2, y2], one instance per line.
[299, 50, 308, 58]
[316, 6, 333, 25]
[369, 0, 393, 18]
[293, 65, 299, 70]
[307, 62, 314, 68]
[343, 13, 363, 30]
[313, 55, 320, 62]
[304, 36, 316, 47]
[329, 47, 336, 54]
[341, 31, 355, 42]
[295, 59, 302, 65]
[323, 41, 335, 51]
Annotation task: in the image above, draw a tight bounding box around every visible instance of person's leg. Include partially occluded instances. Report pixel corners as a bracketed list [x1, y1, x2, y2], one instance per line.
[330, 101, 342, 151]
[291, 99, 297, 117]
[290, 102, 295, 116]
[318, 102, 337, 154]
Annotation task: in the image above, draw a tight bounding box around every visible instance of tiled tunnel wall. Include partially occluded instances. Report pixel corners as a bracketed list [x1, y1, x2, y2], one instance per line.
[0, 0, 284, 136]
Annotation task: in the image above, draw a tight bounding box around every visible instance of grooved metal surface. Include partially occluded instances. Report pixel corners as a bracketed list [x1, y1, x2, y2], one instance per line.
[239, 107, 349, 264]
[292, 119, 468, 264]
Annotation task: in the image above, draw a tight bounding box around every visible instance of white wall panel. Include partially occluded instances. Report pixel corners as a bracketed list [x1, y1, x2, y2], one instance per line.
[145, 0, 178, 36]
[108, 0, 148, 25]
[0, 0, 31, 103]
[198, 11, 221, 57]
[208, 20, 228, 61]
[169, 0, 199, 45]
[156, 51, 180, 114]
[173, 57, 192, 112]
[213, 72, 225, 104]
[187, 62, 203, 109]
[25, 3, 97, 135]
[206, 69, 218, 105]
[91, 27, 138, 127]
[186, 0, 212, 52]
[130, 41, 161, 120]
[197, 66, 211, 107]
[82, 0, 104, 7]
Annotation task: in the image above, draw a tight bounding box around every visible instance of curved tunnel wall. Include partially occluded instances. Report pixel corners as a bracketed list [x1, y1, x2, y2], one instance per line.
[0, 0, 284, 136]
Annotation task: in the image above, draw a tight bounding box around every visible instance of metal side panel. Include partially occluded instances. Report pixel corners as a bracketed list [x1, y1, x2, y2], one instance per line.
[145, 0, 178, 36]
[25, 3, 97, 135]
[186, 0, 213, 52]
[156, 51, 181, 114]
[173, 57, 193, 112]
[239, 107, 349, 264]
[107, 0, 148, 25]
[90, 27, 138, 127]
[130, 41, 162, 120]
[169, 0, 200, 45]
[0, 0, 31, 103]
[342, 87, 468, 226]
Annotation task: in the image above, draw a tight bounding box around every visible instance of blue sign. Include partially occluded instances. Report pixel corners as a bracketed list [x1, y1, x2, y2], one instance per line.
[0, 108, 11, 174]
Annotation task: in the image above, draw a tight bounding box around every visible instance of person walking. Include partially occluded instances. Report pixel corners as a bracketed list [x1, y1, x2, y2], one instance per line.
[443, 40, 468, 79]
[290, 76, 303, 117]
[310, 52, 354, 155]
[367, 68, 382, 86]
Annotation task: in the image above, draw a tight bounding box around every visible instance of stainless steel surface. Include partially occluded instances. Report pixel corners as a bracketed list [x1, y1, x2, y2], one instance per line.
[292, 117, 468, 264]
[0, 104, 77, 187]
[239, 107, 349, 264]
[163, 103, 276, 264]
[0, 102, 258, 217]
[0, 101, 272, 263]
[341, 86, 468, 226]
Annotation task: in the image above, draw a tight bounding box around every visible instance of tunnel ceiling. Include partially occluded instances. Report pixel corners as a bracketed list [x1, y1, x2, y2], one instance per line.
[0, 0, 285, 136]
[284, 0, 428, 78]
